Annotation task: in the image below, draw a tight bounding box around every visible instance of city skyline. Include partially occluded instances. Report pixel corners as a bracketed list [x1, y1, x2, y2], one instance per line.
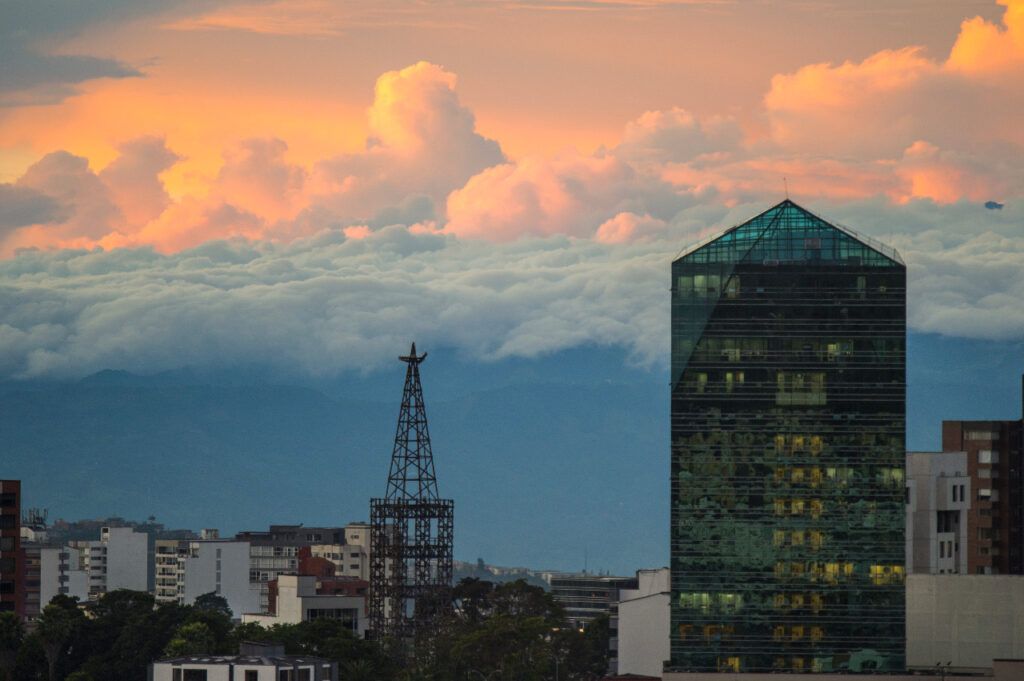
[1, 0, 1023, 581]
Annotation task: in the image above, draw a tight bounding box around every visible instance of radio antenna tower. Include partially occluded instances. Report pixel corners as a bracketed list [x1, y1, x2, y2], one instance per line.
[370, 343, 454, 651]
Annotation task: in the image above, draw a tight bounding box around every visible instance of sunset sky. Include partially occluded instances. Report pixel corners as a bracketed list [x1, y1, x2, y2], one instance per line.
[3, 0, 1024, 572]
[1, 0, 1022, 379]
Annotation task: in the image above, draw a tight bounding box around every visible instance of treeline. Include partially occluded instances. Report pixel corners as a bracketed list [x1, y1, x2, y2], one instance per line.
[0, 579, 609, 681]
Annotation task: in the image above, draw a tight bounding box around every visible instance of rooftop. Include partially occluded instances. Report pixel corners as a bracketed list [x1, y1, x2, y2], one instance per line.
[674, 199, 904, 268]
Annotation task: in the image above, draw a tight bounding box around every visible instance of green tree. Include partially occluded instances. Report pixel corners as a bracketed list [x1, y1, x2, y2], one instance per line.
[164, 622, 216, 657]
[35, 596, 85, 681]
[193, 592, 232, 620]
[0, 612, 24, 681]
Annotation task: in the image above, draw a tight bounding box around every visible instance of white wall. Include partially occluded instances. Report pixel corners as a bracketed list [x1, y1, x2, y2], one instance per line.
[38, 547, 61, 607]
[40, 546, 89, 604]
[102, 527, 149, 592]
[907, 574, 1024, 669]
[182, 541, 256, 619]
[617, 568, 670, 678]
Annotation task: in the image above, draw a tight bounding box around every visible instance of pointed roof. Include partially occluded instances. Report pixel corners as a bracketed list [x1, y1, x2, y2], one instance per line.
[674, 199, 903, 267]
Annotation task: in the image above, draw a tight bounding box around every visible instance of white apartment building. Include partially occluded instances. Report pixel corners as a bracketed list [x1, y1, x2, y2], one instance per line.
[152, 643, 337, 681]
[236, 524, 370, 614]
[152, 539, 256, 618]
[39, 546, 89, 604]
[309, 544, 369, 581]
[39, 526, 149, 601]
[180, 540, 256, 618]
[155, 539, 183, 603]
[241, 575, 367, 637]
[615, 567, 670, 679]
[906, 451, 971, 574]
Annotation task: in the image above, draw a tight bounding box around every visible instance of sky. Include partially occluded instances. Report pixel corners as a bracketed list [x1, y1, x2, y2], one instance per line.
[1, 1, 1023, 567]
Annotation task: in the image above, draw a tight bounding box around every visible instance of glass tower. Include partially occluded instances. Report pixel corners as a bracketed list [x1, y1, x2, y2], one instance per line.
[669, 200, 906, 673]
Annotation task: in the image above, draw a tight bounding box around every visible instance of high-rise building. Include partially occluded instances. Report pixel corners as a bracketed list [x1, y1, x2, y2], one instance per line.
[940, 388, 1024, 574]
[0, 481, 22, 617]
[669, 200, 906, 673]
[905, 451, 970, 575]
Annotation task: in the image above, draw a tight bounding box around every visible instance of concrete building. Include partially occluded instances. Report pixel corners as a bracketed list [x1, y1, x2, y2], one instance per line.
[33, 526, 151, 602]
[152, 539, 256, 618]
[180, 540, 256, 618]
[942, 409, 1024, 574]
[550, 573, 639, 630]
[616, 571, 1024, 678]
[906, 451, 970, 574]
[68, 526, 149, 598]
[241, 574, 368, 637]
[152, 642, 337, 681]
[155, 539, 184, 603]
[234, 524, 367, 614]
[309, 525, 370, 581]
[0, 480, 22, 617]
[616, 568, 670, 679]
[662, 660, 1024, 681]
[907, 574, 1024, 671]
[550, 573, 639, 675]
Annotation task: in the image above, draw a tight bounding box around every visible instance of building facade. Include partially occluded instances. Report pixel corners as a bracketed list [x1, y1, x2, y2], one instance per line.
[906, 451, 970, 575]
[241, 574, 368, 637]
[669, 201, 906, 673]
[906, 574, 1024, 671]
[152, 643, 337, 681]
[616, 568, 671, 678]
[550, 574, 639, 629]
[236, 525, 334, 614]
[942, 412, 1024, 575]
[0, 480, 21, 616]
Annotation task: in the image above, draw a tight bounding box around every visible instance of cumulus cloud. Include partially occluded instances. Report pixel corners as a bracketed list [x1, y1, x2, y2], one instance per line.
[445, 152, 683, 240]
[98, 137, 181, 226]
[758, 0, 1024, 201]
[14, 151, 125, 241]
[311, 62, 505, 224]
[595, 212, 667, 244]
[3, 2, 1024, 378]
[0, 185, 69, 236]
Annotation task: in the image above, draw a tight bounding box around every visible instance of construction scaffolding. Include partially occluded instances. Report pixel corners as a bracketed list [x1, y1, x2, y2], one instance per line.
[369, 343, 454, 649]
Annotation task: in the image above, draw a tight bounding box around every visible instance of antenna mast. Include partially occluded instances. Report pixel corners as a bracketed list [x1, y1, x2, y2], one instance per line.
[369, 343, 455, 653]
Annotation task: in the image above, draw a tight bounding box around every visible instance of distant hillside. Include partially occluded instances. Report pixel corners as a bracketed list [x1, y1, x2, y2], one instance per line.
[0, 349, 668, 574]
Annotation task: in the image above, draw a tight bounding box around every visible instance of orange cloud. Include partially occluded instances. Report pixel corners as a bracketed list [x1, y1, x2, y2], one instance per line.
[595, 212, 667, 244]
[444, 153, 651, 240]
[947, 0, 1024, 74]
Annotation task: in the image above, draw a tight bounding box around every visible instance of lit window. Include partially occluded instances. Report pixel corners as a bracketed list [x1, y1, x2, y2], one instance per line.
[724, 276, 740, 299]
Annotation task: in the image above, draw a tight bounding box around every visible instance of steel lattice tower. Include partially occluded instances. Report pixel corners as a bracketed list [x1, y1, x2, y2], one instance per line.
[369, 343, 454, 650]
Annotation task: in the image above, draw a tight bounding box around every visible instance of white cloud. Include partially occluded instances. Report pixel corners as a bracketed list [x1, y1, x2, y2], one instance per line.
[1, 198, 1021, 381]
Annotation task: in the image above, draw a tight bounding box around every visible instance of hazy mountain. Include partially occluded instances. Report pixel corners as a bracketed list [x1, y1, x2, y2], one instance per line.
[1, 335, 1020, 575]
